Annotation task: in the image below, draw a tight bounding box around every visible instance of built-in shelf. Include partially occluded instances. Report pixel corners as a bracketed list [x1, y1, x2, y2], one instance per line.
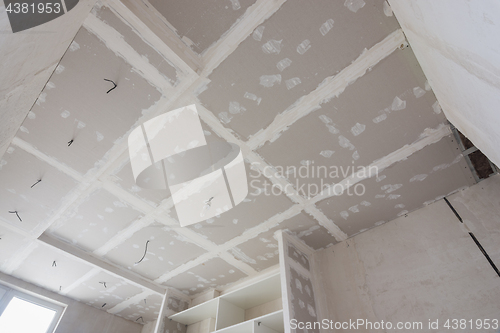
[168, 297, 218, 325]
[168, 273, 283, 333]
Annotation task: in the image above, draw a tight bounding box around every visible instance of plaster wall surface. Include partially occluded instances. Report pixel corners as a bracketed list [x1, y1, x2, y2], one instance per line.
[312, 175, 500, 332]
[0, 0, 97, 161]
[0, 271, 142, 333]
[387, 0, 500, 167]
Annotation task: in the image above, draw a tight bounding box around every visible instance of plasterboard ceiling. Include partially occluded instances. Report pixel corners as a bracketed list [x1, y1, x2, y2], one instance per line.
[0, 0, 475, 325]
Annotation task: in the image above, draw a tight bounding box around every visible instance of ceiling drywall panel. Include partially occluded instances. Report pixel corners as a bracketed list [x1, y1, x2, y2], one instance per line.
[12, 243, 93, 293]
[93, 5, 180, 85]
[48, 188, 143, 251]
[104, 224, 207, 280]
[116, 293, 164, 323]
[316, 135, 474, 236]
[0, 227, 32, 269]
[0, 0, 97, 161]
[257, 49, 445, 197]
[67, 271, 143, 310]
[387, 0, 500, 167]
[0, 146, 78, 233]
[148, 0, 257, 54]
[199, 0, 400, 139]
[231, 211, 337, 271]
[15, 27, 162, 175]
[185, 162, 293, 245]
[164, 257, 247, 295]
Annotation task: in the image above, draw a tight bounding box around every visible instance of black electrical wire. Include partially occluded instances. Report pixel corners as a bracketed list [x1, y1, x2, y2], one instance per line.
[31, 179, 42, 188]
[135, 240, 150, 264]
[68, 139, 74, 147]
[52, 261, 56, 267]
[8, 211, 22, 221]
[99, 281, 107, 288]
[136, 317, 144, 323]
[104, 79, 117, 94]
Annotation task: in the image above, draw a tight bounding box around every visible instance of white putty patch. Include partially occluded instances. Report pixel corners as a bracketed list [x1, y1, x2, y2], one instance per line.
[229, 101, 246, 114]
[231, 247, 256, 264]
[352, 150, 359, 160]
[344, 0, 365, 13]
[20, 126, 29, 133]
[55, 64, 65, 74]
[218, 112, 233, 124]
[46, 81, 56, 89]
[387, 194, 401, 200]
[381, 184, 403, 193]
[96, 131, 104, 142]
[297, 40, 311, 55]
[69, 41, 80, 52]
[259, 74, 281, 87]
[351, 123, 366, 136]
[230, 0, 240, 10]
[262, 39, 282, 54]
[252, 26, 265, 41]
[338, 136, 355, 150]
[410, 174, 427, 182]
[391, 96, 406, 111]
[319, 115, 332, 124]
[413, 86, 426, 98]
[340, 211, 349, 220]
[113, 200, 127, 208]
[361, 201, 371, 206]
[373, 113, 387, 124]
[320, 150, 335, 158]
[397, 210, 409, 217]
[432, 101, 442, 114]
[27, 111, 36, 119]
[425, 81, 431, 91]
[0, 160, 7, 170]
[232, 219, 238, 224]
[285, 77, 301, 90]
[395, 204, 405, 209]
[6, 147, 15, 154]
[307, 304, 317, 317]
[383, 1, 393, 16]
[36, 92, 47, 105]
[61, 110, 71, 118]
[348, 205, 359, 213]
[244, 92, 262, 105]
[376, 175, 386, 182]
[320, 19, 334, 36]
[104, 207, 114, 213]
[75, 119, 86, 129]
[277, 58, 292, 72]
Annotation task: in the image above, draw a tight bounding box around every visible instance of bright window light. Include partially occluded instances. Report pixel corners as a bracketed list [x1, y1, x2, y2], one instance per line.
[0, 297, 56, 333]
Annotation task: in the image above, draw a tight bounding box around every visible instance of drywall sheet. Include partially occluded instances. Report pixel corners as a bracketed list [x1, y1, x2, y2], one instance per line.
[16, 27, 161, 175]
[0, 227, 33, 269]
[0, 0, 98, 161]
[229, 210, 338, 271]
[49, 188, 143, 251]
[164, 257, 247, 296]
[104, 224, 206, 280]
[93, 5, 179, 85]
[0, 146, 78, 234]
[311, 183, 500, 331]
[66, 271, 143, 310]
[12, 242, 93, 293]
[185, 161, 293, 245]
[316, 135, 475, 236]
[199, 0, 399, 139]
[148, 0, 257, 53]
[117, 293, 164, 324]
[278, 231, 319, 333]
[387, 0, 500, 167]
[258, 49, 446, 195]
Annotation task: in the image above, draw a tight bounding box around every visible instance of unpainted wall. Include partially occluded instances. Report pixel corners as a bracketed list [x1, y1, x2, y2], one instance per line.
[311, 175, 500, 332]
[387, 0, 500, 167]
[0, 272, 142, 333]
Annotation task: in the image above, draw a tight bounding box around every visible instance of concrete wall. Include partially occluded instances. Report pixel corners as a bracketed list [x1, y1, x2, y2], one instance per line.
[387, 0, 500, 167]
[312, 175, 500, 332]
[0, 272, 142, 333]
